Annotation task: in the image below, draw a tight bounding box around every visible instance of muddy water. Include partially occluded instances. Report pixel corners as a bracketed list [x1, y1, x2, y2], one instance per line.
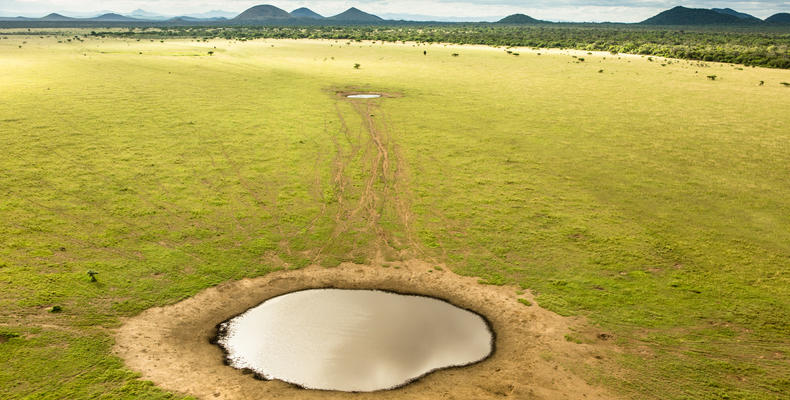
[216, 289, 494, 392]
[346, 94, 381, 98]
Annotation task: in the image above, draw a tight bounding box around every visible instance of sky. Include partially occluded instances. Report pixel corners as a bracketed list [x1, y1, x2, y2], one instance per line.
[0, 0, 788, 22]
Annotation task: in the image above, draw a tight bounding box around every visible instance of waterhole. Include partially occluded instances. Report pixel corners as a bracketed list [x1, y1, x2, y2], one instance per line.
[215, 289, 494, 392]
[346, 94, 381, 98]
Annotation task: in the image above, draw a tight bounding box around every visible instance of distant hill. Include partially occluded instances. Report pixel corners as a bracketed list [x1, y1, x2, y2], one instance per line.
[497, 14, 543, 24]
[169, 16, 228, 22]
[234, 4, 292, 20]
[765, 13, 790, 24]
[641, 6, 751, 25]
[185, 10, 237, 19]
[328, 7, 383, 22]
[40, 13, 74, 21]
[0, 16, 30, 21]
[89, 13, 139, 22]
[291, 7, 323, 19]
[711, 8, 761, 22]
[128, 9, 168, 20]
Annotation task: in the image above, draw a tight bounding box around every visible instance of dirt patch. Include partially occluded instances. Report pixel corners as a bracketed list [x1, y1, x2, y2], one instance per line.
[115, 261, 618, 399]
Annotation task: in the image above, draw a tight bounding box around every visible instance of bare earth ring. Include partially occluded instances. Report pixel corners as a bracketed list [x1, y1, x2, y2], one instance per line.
[114, 260, 618, 399]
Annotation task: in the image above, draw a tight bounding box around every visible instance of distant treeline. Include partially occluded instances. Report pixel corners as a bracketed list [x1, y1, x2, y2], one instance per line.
[88, 25, 790, 69]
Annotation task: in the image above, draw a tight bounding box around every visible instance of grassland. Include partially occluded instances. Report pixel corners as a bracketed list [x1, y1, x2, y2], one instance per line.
[1, 32, 789, 399]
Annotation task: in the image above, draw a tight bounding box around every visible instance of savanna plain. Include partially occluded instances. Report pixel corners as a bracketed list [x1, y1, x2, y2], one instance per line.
[0, 31, 789, 399]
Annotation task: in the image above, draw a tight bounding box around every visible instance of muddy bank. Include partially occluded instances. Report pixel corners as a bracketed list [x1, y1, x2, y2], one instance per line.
[114, 260, 618, 399]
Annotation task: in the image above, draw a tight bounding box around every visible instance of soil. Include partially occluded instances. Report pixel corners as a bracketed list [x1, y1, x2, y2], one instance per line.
[114, 260, 618, 400]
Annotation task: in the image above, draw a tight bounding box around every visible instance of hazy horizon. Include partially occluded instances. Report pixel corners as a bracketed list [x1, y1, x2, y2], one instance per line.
[0, 1, 788, 23]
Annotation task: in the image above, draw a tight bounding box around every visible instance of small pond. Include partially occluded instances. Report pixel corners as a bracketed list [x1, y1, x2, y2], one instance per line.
[216, 289, 494, 392]
[346, 94, 381, 99]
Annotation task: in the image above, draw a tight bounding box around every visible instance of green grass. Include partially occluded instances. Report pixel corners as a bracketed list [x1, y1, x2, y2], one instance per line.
[1, 33, 789, 399]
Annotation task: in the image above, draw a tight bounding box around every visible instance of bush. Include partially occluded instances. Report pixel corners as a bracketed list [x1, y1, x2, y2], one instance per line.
[87, 270, 99, 282]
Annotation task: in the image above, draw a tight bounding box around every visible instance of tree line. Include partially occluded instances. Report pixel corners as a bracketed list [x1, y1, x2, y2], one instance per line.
[88, 24, 790, 69]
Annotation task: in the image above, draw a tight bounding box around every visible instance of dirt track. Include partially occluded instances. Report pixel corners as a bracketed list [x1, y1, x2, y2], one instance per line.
[114, 93, 620, 399]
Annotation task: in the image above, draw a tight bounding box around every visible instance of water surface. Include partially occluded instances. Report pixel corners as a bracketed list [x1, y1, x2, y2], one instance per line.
[346, 94, 381, 98]
[216, 289, 493, 392]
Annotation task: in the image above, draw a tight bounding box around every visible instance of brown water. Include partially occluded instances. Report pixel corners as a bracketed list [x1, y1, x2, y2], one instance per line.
[216, 289, 494, 392]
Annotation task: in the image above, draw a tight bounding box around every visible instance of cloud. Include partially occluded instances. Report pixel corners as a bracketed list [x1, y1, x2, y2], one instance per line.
[1, 0, 788, 22]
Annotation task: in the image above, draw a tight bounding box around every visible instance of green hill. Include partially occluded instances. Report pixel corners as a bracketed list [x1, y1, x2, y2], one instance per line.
[765, 13, 790, 24]
[328, 7, 383, 22]
[234, 4, 292, 21]
[290, 7, 324, 19]
[711, 8, 761, 22]
[642, 6, 747, 25]
[89, 13, 139, 22]
[497, 14, 543, 24]
[40, 13, 74, 21]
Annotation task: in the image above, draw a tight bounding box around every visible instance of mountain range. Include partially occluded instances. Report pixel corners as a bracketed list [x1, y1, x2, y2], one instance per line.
[1, 4, 789, 25]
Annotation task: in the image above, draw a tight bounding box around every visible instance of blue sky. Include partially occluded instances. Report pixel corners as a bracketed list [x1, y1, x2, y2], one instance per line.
[1, 1, 788, 22]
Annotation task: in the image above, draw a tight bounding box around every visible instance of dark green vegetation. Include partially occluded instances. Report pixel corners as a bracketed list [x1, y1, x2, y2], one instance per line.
[84, 24, 790, 69]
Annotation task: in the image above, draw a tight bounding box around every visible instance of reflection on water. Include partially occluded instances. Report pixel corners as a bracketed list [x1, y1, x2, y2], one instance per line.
[346, 94, 381, 98]
[216, 289, 493, 392]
